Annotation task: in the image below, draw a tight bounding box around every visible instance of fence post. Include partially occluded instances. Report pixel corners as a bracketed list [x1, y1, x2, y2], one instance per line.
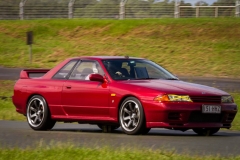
[174, 0, 180, 18]
[120, 0, 128, 20]
[215, 7, 218, 17]
[19, 0, 27, 20]
[236, 0, 240, 17]
[196, 7, 199, 17]
[68, 0, 75, 19]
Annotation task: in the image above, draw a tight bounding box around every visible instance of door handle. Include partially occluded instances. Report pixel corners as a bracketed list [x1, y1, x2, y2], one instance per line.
[66, 86, 72, 89]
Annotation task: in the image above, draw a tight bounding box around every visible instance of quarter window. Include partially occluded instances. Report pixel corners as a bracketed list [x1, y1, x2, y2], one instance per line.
[69, 61, 104, 80]
[52, 60, 78, 79]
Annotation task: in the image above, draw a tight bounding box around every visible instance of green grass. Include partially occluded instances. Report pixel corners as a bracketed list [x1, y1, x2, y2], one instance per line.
[0, 144, 239, 160]
[0, 80, 25, 120]
[0, 18, 240, 77]
[0, 100, 25, 121]
[0, 80, 15, 97]
[232, 93, 240, 130]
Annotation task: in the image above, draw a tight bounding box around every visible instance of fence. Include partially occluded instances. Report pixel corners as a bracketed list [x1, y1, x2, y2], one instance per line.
[175, 1, 239, 18]
[179, 6, 236, 18]
[0, 0, 240, 20]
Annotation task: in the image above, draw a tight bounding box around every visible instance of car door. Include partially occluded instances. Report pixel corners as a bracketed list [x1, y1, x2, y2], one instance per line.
[61, 60, 110, 118]
[49, 60, 78, 116]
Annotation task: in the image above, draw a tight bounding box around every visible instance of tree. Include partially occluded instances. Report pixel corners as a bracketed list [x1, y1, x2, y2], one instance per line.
[195, 1, 208, 6]
[74, 0, 98, 18]
[179, 0, 194, 18]
[150, 0, 175, 18]
[194, 1, 212, 17]
[0, 0, 20, 19]
[125, 0, 152, 18]
[82, 0, 120, 18]
[212, 0, 235, 6]
[212, 0, 235, 17]
[0, 0, 20, 5]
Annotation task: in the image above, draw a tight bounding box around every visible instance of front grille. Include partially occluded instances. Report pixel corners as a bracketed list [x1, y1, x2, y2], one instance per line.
[190, 96, 221, 103]
[188, 111, 223, 123]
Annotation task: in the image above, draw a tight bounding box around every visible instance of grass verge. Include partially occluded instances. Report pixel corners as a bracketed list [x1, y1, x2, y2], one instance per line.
[0, 80, 25, 120]
[231, 93, 240, 130]
[0, 18, 240, 77]
[0, 144, 240, 160]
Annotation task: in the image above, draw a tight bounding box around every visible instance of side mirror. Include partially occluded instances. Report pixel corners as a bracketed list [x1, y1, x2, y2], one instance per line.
[89, 74, 104, 83]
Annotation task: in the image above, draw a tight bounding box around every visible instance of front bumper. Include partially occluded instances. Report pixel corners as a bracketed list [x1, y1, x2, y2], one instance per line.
[142, 100, 238, 129]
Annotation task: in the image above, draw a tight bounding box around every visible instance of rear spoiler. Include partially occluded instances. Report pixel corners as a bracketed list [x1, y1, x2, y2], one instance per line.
[20, 69, 50, 79]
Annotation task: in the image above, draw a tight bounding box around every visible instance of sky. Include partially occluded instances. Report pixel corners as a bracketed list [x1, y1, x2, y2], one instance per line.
[153, 0, 220, 5]
[183, 0, 216, 5]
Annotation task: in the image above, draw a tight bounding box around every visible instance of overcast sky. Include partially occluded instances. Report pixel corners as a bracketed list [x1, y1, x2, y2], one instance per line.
[154, 0, 219, 5]
[184, 0, 216, 5]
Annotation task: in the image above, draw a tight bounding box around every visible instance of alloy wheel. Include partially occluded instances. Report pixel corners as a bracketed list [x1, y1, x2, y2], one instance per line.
[27, 97, 45, 128]
[120, 100, 141, 132]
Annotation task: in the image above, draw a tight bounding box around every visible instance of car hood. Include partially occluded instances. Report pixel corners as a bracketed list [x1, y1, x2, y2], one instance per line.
[120, 79, 228, 96]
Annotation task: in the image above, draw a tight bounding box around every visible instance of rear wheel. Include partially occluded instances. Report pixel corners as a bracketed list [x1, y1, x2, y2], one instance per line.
[27, 95, 56, 130]
[119, 97, 145, 135]
[193, 128, 220, 136]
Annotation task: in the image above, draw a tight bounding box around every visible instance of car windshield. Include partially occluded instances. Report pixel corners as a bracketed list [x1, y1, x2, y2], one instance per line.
[102, 59, 178, 80]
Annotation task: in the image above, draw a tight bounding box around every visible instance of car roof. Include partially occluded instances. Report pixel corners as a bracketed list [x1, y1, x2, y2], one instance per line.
[69, 56, 145, 61]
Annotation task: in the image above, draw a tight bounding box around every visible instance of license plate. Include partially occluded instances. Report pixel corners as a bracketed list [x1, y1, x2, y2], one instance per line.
[202, 105, 221, 114]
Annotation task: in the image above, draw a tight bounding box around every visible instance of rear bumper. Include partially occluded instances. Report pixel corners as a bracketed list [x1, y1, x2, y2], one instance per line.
[12, 95, 25, 115]
[142, 100, 238, 129]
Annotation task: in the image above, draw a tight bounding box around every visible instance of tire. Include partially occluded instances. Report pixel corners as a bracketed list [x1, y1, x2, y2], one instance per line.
[192, 128, 220, 136]
[119, 97, 145, 135]
[26, 95, 56, 130]
[141, 127, 151, 135]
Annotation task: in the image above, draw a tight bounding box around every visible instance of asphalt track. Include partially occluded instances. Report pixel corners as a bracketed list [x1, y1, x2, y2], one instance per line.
[0, 67, 240, 156]
[1, 120, 240, 156]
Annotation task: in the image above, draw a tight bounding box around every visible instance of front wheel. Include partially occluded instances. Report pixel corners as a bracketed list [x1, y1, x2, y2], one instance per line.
[119, 97, 145, 135]
[27, 95, 56, 130]
[141, 127, 151, 135]
[192, 128, 220, 136]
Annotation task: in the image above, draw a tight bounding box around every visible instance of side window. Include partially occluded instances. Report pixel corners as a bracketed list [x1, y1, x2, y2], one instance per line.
[52, 60, 78, 79]
[122, 62, 130, 73]
[102, 60, 132, 79]
[69, 61, 104, 80]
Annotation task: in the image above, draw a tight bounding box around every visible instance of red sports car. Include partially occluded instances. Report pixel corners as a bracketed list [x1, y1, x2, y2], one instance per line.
[12, 56, 238, 136]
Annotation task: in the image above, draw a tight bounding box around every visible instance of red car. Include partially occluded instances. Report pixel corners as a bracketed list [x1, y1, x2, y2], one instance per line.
[12, 56, 238, 136]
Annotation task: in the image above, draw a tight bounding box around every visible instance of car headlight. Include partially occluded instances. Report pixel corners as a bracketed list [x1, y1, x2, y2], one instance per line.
[221, 96, 234, 103]
[154, 94, 192, 102]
